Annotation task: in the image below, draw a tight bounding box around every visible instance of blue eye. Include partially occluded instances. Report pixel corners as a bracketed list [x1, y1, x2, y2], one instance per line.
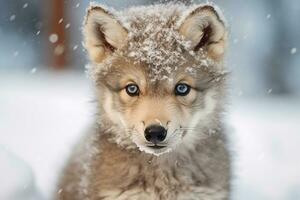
[125, 84, 139, 96]
[175, 83, 191, 96]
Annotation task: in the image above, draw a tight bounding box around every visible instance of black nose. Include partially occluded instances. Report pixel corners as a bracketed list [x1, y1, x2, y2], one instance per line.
[144, 125, 167, 144]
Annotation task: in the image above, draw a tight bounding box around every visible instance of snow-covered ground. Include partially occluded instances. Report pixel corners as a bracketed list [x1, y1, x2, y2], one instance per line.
[0, 72, 300, 200]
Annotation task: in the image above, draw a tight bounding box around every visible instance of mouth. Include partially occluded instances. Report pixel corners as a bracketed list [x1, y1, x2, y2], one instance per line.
[135, 143, 172, 156]
[147, 144, 167, 149]
[146, 145, 167, 149]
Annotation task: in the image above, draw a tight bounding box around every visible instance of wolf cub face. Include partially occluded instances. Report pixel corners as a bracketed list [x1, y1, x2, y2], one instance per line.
[84, 4, 227, 156]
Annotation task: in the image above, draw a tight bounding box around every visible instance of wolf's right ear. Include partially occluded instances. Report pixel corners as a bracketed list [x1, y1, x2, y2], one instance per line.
[83, 6, 128, 63]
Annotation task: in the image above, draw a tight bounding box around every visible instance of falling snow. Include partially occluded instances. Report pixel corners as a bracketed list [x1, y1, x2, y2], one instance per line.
[9, 15, 16, 21]
[290, 48, 297, 54]
[73, 45, 78, 50]
[49, 34, 58, 43]
[30, 68, 37, 74]
[233, 38, 239, 44]
[238, 90, 244, 96]
[54, 45, 64, 55]
[267, 88, 272, 94]
[58, 18, 63, 24]
[65, 23, 70, 29]
[23, 3, 28, 9]
[13, 51, 19, 57]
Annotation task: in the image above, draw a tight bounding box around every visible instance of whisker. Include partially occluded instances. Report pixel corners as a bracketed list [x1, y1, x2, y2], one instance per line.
[190, 103, 203, 107]
[173, 127, 197, 131]
[179, 128, 197, 130]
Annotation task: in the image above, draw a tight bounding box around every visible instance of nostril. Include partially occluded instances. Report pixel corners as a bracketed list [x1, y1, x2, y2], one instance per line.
[144, 125, 167, 143]
[157, 131, 167, 141]
[145, 133, 152, 141]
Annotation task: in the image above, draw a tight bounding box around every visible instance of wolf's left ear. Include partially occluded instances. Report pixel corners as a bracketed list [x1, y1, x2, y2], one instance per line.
[83, 6, 128, 63]
[179, 5, 227, 61]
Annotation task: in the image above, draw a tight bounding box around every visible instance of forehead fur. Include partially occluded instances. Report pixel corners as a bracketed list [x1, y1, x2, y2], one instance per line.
[86, 3, 226, 83]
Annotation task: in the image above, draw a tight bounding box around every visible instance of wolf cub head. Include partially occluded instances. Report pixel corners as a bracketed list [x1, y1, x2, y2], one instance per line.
[84, 3, 228, 156]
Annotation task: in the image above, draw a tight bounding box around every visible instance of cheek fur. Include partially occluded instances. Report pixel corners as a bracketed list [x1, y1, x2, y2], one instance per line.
[176, 89, 197, 106]
[101, 89, 127, 127]
[187, 89, 218, 128]
[119, 89, 138, 105]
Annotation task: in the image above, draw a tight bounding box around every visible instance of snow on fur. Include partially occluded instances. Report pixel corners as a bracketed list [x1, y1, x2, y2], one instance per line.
[85, 2, 227, 82]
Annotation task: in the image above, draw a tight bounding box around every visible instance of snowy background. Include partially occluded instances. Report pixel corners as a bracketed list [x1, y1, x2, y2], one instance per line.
[0, 0, 300, 200]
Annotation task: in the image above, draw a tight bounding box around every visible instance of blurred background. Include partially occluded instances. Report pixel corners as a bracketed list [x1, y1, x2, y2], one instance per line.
[0, 0, 299, 199]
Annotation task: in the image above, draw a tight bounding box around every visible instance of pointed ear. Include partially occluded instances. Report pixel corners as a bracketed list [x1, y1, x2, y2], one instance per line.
[179, 5, 227, 61]
[83, 6, 128, 63]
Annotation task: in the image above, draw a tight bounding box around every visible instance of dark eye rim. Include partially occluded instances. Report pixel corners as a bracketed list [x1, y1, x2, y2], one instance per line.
[175, 83, 191, 96]
[125, 83, 140, 96]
